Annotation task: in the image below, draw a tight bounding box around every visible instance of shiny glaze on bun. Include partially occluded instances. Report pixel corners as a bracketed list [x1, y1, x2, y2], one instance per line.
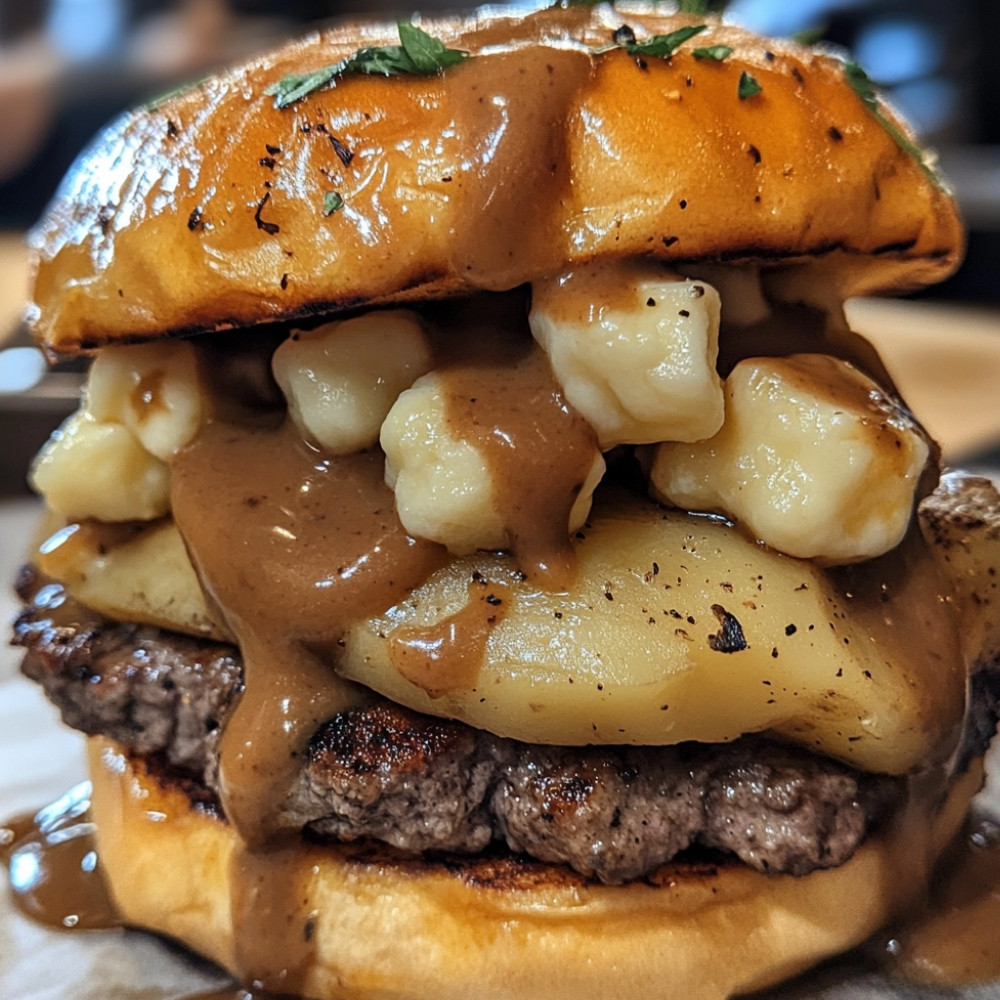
[29, 2, 961, 354]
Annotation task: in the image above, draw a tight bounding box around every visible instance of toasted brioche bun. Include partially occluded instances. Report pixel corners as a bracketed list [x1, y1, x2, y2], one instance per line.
[30, 3, 961, 355]
[88, 739, 981, 1000]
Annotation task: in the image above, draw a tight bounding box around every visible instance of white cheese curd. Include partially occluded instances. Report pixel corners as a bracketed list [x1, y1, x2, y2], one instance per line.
[381, 373, 506, 554]
[272, 310, 432, 454]
[649, 354, 930, 564]
[31, 410, 170, 522]
[529, 261, 724, 449]
[381, 373, 605, 555]
[87, 340, 204, 462]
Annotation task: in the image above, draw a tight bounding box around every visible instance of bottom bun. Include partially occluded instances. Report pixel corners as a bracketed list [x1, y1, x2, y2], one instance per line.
[87, 738, 978, 1000]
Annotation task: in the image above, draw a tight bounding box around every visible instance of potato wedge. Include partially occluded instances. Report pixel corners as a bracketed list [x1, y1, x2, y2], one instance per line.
[35, 518, 231, 641]
[27, 485, 975, 778]
[340, 493, 964, 774]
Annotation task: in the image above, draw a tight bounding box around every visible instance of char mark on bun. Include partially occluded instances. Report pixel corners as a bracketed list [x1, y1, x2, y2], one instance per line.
[9, 4, 1000, 999]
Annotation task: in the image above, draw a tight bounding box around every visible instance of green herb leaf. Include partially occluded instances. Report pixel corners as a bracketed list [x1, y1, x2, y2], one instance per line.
[627, 24, 708, 58]
[268, 22, 469, 108]
[269, 64, 347, 108]
[677, 0, 729, 13]
[791, 24, 828, 46]
[323, 191, 345, 216]
[693, 45, 733, 61]
[843, 61, 943, 189]
[146, 75, 209, 111]
[738, 71, 762, 99]
[843, 61, 878, 112]
[397, 21, 468, 73]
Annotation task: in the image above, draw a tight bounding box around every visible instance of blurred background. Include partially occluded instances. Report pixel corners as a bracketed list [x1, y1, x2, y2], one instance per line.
[0, 0, 999, 496]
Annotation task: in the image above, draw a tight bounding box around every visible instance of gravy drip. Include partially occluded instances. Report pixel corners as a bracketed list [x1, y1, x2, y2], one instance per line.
[883, 814, 1000, 986]
[0, 781, 120, 930]
[228, 842, 319, 997]
[169, 420, 449, 991]
[439, 345, 598, 589]
[448, 47, 595, 290]
[162, 295, 608, 990]
[390, 577, 511, 696]
[169, 423, 446, 848]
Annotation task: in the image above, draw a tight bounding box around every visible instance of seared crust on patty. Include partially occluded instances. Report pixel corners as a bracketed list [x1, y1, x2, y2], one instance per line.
[14, 565, 241, 778]
[87, 738, 984, 1000]
[29, 3, 961, 355]
[14, 567, 897, 883]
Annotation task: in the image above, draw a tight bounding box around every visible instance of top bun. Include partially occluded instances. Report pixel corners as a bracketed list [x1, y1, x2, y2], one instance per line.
[28, 2, 962, 355]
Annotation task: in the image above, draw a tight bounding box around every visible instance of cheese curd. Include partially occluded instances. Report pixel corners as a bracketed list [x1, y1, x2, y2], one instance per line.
[382, 373, 506, 554]
[87, 341, 204, 462]
[272, 310, 432, 455]
[529, 263, 724, 449]
[650, 354, 929, 564]
[31, 410, 170, 522]
[381, 372, 604, 555]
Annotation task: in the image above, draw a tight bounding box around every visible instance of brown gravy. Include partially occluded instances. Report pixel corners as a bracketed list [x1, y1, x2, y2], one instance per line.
[390, 576, 511, 696]
[169, 425, 446, 847]
[229, 840, 318, 996]
[446, 45, 594, 290]
[882, 814, 1000, 987]
[440, 346, 598, 589]
[0, 782, 120, 931]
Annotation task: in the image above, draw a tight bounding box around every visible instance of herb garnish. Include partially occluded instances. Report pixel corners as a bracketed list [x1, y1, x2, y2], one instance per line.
[268, 22, 469, 109]
[678, 0, 729, 13]
[843, 61, 943, 188]
[693, 45, 733, 61]
[738, 71, 762, 99]
[594, 24, 707, 58]
[631, 24, 707, 57]
[146, 75, 209, 111]
[791, 25, 827, 46]
[323, 191, 345, 215]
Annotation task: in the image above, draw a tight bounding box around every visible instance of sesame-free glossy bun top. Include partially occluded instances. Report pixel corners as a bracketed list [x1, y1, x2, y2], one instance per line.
[28, 2, 962, 355]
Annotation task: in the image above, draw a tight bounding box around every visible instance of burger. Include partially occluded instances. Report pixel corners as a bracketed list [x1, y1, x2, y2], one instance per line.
[10, 3, 1000, 998]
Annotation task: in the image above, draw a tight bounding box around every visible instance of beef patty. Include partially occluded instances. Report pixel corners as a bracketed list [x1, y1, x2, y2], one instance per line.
[17, 564, 983, 885]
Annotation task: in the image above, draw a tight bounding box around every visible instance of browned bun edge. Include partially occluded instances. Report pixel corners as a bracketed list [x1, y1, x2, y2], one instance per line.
[31, 3, 962, 356]
[88, 739, 978, 1000]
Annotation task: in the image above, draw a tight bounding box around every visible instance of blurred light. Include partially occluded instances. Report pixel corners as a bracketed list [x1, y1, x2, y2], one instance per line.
[726, 0, 868, 37]
[47, 0, 125, 62]
[855, 19, 942, 83]
[0, 347, 46, 395]
[891, 78, 960, 135]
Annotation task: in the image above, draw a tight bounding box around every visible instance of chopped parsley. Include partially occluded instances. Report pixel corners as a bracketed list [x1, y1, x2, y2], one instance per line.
[146, 75, 209, 111]
[791, 24, 828, 46]
[677, 0, 729, 13]
[268, 22, 469, 109]
[594, 24, 707, 58]
[843, 61, 943, 188]
[738, 71, 762, 99]
[322, 191, 345, 215]
[693, 45, 733, 61]
[627, 24, 708, 58]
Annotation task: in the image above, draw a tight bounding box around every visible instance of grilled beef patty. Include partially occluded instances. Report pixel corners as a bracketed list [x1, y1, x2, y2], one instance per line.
[13, 564, 965, 884]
